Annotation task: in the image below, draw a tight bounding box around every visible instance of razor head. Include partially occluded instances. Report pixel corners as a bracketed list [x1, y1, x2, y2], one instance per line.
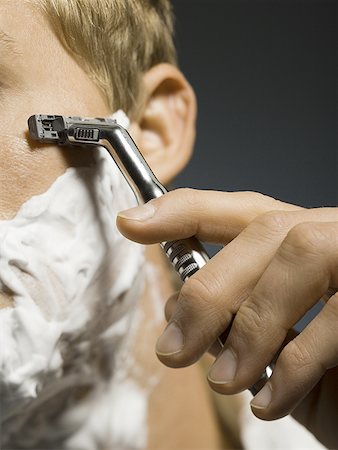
[28, 114, 118, 144]
[28, 115, 68, 143]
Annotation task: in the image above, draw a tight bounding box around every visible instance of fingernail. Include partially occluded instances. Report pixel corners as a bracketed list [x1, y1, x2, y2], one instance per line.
[156, 322, 185, 356]
[251, 382, 272, 410]
[208, 348, 237, 384]
[117, 203, 156, 221]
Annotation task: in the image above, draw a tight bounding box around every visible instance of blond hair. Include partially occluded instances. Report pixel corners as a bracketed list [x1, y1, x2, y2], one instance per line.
[36, 0, 177, 116]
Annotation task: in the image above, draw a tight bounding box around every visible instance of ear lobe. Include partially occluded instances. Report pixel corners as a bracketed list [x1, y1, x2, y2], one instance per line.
[135, 64, 197, 184]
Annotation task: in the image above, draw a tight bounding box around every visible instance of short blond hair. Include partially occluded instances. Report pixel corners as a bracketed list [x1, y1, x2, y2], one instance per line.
[37, 0, 177, 116]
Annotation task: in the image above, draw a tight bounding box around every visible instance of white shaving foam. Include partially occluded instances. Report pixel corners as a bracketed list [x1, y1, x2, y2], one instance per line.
[0, 111, 151, 449]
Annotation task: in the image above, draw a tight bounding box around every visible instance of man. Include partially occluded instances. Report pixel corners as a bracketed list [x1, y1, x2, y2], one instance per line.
[0, 1, 330, 449]
[0, 0, 223, 448]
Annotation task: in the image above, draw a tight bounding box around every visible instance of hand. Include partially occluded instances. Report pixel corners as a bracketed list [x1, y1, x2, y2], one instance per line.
[117, 189, 338, 448]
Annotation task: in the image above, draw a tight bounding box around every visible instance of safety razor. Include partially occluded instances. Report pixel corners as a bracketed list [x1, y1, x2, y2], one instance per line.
[28, 114, 272, 394]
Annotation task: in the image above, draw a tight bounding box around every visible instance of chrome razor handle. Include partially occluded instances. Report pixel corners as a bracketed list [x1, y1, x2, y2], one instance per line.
[161, 237, 209, 282]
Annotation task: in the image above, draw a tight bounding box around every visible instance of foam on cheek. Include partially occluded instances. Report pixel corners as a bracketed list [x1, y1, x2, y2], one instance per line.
[0, 111, 150, 449]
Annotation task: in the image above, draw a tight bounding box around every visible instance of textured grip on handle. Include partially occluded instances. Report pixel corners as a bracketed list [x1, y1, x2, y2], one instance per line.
[161, 238, 209, 282]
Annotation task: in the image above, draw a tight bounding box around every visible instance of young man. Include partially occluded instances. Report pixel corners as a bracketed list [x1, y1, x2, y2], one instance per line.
[0, 1, 329, 449]
[0, 0, 225, 448]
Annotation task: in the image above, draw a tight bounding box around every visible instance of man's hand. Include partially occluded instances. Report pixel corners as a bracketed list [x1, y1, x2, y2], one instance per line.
[117, 189, 338, 448]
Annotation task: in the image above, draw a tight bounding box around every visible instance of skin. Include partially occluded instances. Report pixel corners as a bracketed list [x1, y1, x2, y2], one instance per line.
[0, 1, 224, 448]
[117, 188, 338, 448]
[0, 0, 105, 307]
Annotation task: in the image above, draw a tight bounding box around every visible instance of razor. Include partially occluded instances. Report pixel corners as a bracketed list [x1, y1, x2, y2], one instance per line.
[28, 114, 272, 395]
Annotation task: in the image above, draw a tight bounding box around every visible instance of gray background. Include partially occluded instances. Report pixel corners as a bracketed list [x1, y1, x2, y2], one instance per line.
[171, 0, 337, 327]
[172, 0, 337, 207]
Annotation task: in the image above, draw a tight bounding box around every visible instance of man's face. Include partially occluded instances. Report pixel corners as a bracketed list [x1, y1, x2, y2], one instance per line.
[0, 0, 116, 308]
[0, 0, 111, 221]
[0, 3, 200, 447]
[0, 4, 148, 447]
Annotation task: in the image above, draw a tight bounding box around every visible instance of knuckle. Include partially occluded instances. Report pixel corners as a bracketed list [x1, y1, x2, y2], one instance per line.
[278, 339, 313, 374]
[164, 188, 201, 235]
[180, 274, 214, 311]
[234, 301, 266, 343]
[282, 222, 327, 258]
[178, 271, 224, 320]
[178, 188, 199, 209]
[177, 273, 229, 346]
[251, 210, 291, 234]
[165, 188, 197, 211]
[179, 278, 208, 319]
[240, 190, 272, 206]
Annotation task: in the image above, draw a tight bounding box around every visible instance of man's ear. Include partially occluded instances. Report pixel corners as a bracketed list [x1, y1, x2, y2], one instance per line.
[129, 63, 197, 184]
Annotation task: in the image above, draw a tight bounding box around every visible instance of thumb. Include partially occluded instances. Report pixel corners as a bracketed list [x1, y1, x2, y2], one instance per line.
[116, 188, 300, 245]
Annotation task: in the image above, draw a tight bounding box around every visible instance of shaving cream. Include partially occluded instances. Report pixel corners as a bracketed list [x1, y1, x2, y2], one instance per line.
[0, 111, 151, 449]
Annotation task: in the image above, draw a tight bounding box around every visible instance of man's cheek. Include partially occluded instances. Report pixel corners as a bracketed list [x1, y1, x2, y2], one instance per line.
[0, 135, 96, 219]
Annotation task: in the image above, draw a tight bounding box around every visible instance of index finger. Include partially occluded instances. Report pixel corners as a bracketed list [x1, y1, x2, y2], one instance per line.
[116, 188, 301, 245]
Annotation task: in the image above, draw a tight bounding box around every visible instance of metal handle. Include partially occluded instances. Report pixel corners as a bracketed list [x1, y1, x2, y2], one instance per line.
[161, 237, 209, 282]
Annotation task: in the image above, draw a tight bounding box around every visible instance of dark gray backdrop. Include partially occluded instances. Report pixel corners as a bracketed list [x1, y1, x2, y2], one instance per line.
[171, 0, 337, 327]
[172, 0, 337, 207]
